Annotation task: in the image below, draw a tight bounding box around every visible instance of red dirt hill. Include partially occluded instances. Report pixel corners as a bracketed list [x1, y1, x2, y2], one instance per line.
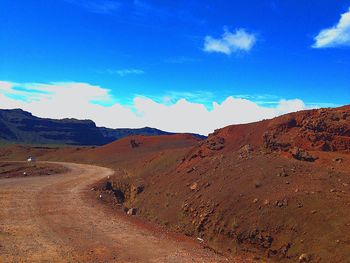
[1, 106, 350, 262]
[184, 105, 350, 162]
[99, 106, 350, 262]
[0, 134, 200, 177]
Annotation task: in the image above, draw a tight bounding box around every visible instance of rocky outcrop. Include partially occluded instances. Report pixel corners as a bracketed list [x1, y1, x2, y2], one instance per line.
[102, 179, 144, 207]
[263, 107, 350, 153]
[206, 136, 225, 151]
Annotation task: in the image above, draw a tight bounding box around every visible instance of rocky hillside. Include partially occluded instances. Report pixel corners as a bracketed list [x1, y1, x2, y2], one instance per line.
[1, 106, 350, 262]
[0, 109, 174, 146]
[97, 105, 350, 262]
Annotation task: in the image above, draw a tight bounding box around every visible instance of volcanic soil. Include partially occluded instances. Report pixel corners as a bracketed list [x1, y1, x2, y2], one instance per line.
[92, 106, 350, 262]
[0, 162, 240, 262]
[1, 106, 350, 262]
[0, 161, 68, 179]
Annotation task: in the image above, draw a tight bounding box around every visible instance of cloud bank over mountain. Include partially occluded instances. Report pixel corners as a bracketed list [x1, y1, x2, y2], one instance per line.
[1, 80, 309, 135]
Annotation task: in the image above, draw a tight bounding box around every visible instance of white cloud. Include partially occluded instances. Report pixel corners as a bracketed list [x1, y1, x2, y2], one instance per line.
[313, 8, 350, 48]
[204, 28, 257, 55]
[107, 68, 145, 77]
[0, 81, 15, 93]
[0, 80, 310, 135]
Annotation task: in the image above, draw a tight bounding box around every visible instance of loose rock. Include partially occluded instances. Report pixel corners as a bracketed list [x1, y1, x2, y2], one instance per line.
[127, 208, 137, 216]
[254, 180, 262, 188]
[290, 147, 318, 162]
[299, 253, 311, 262]
[190, 182, 198, 191]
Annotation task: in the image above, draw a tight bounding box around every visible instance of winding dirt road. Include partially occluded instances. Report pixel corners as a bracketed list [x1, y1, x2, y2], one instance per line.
[0, 162, 249, 263]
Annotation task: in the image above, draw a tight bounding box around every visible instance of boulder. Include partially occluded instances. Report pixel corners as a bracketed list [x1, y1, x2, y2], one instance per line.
[299, 253, 311, 262]
[130, 139, 140, 148]
[127, 208, 137, 216]
[290, 147, 318, 162]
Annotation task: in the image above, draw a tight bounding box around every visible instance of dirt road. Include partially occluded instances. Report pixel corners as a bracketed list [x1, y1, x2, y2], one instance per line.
[0, 162, 249, 263]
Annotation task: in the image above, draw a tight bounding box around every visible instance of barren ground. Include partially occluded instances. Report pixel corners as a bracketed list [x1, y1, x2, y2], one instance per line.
[0, 161, 68, 179]
[1, 106, 350, 262]
[0, 162, 250, 263]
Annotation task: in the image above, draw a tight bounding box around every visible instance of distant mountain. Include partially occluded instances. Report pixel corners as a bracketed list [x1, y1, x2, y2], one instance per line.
[0, 109, 178, 146]
[99, 126, 174, 142]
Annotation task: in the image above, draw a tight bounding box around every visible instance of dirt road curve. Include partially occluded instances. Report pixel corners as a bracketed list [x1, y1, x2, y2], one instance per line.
[0, 162, 250, 263]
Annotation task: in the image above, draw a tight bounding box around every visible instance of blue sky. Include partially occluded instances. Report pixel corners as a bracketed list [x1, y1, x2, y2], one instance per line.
[1, 1, 350, 134]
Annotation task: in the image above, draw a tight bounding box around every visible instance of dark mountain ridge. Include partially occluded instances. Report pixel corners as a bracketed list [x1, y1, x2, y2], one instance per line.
[0, 108, 180, 146]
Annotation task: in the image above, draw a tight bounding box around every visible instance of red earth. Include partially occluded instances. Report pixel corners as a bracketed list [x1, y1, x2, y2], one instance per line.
[1, 106, 350, 262]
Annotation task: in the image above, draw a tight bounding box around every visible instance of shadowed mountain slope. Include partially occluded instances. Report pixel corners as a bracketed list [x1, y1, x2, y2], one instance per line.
[0, 109, 177, 146]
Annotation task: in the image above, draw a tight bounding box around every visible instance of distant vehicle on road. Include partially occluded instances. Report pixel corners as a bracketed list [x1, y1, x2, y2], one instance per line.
[27, 156, 36, 163]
